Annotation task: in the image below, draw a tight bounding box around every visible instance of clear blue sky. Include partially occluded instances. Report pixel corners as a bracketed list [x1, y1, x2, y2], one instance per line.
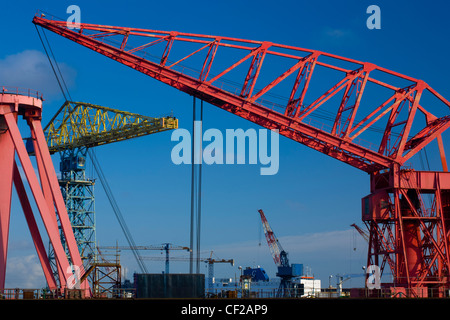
[2, 0, 450, 288]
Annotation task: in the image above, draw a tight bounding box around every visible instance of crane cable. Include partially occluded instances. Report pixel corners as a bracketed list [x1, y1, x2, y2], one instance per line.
[35, 25, 148, 273]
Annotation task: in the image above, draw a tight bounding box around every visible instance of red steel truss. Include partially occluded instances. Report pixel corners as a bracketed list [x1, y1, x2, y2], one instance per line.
[0, 89, 90, 296]
[33, 14, 450, 296]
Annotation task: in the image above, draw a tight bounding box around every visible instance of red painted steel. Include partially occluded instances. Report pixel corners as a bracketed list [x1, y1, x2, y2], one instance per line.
[12, 162, 58, 289]
[0, 90, 90, 296]
[0, 113, 15, 291]
[33, 15, 450, 296]
[364, 170, 450, 296]
[32, 15, 450, 174]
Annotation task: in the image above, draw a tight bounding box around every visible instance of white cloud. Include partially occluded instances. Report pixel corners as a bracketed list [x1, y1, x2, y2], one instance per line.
[5, 254, 46, 289]
[0, 50, 76, 100]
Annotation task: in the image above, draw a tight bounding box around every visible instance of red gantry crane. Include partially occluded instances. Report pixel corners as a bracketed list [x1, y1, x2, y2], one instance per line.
[33, 13, 450, 297]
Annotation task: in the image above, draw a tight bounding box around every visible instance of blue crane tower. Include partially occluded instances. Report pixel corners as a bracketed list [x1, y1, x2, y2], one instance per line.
[31, 100, 177, 290]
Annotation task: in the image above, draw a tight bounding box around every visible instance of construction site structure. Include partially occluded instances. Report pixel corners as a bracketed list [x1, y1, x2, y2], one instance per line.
[33, 14, 450, 297]
[39, 100, 177, 291]
[205, 252, 234, 291]
[82, 246, 122, 298]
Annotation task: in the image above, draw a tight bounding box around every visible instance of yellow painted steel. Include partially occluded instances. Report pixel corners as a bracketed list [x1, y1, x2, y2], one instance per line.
[45, 101, 178, 153]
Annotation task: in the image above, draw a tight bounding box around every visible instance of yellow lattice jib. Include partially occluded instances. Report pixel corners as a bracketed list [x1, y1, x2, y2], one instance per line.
[45, 101, 178, 153]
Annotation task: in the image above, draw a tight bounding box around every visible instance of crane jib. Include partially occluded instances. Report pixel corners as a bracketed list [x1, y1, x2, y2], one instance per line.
[32, 15, 450, 174]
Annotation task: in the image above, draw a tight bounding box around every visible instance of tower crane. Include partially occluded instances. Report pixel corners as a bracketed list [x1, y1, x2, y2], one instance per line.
[100, 243, 190, 274]
[205, 251, 234, 291]
[30, 99, 177, 285]
[33, 13, 450, 297]
[258, 209, 302, 297]
[140, 250, 234, 291]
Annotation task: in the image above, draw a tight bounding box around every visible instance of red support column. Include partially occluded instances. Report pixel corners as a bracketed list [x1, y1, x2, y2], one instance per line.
[30, 128, 66, 284]
[3, 112, 71, 288]
[29, 118, 90, 295]
[12, 163, 58, 290]
[0, 115, 15, 290]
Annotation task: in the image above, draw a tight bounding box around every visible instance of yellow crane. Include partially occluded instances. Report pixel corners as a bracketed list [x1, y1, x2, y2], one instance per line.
[34, 100, 177, 293]
[45, 100, 177, 153]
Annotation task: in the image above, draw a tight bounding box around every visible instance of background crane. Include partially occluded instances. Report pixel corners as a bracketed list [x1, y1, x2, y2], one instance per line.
[351, 223, 370, 243]
[258, 209, 302, 297]
[33, 14, 450, 296]
[140, 250, 234, 291]
[100, 243, 190, 274]
[32, 100, 177, 285]
[204, 251, 234, 292]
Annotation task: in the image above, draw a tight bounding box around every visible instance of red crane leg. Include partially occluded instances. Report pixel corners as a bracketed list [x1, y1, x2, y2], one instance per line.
[12, 163, 58, 290]
[31, 127, 56, 225]
[30, 128, 65, 283]
[400, 190, 426, 288]
[29, 119, 90, 295]
[29, 119, 82, 267]
[401, 222, 424, 286]
[0, 117, 15, 290]
[3, 112, 72, 288]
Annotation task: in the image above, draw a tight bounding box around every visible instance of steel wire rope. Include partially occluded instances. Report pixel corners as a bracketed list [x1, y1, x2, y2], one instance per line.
[35, 25, 148, 273]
